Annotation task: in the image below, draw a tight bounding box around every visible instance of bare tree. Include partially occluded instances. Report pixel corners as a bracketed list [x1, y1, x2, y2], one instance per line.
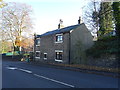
[21, 35, 34, 52]
[0, 0, 8, 53]
[83, 0, 100, 37]
[2, 2, 34, 52]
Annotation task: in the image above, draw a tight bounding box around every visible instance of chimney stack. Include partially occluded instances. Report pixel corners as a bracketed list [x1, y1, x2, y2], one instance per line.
[58, 19, 64, 29]
[78, 16, 82, 24]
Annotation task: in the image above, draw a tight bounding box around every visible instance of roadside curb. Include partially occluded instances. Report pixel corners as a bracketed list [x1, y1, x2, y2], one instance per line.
[28, 61, 119, 78]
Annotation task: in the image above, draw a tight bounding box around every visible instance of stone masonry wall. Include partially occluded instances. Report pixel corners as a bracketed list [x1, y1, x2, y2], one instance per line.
[35, 32, 70, 63]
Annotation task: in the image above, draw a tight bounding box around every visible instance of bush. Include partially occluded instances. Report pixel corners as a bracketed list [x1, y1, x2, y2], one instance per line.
[98, 35, 117, 41]
[86, 36, 119, 58]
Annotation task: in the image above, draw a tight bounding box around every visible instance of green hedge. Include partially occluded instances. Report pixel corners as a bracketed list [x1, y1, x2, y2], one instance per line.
[86, 36, 119, 58]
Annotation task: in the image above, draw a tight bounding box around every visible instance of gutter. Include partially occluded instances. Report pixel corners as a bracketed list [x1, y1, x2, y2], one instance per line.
[68, 32, 71, 64]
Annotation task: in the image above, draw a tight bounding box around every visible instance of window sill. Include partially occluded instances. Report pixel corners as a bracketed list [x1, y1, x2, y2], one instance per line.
[55, 59, 63, 62]
[44, 58, 47, 60]
[36, 51, 40, 52]
[35, 57, 40, 59]
[55, 41, 63, 43]
[36, 45, 40, 46]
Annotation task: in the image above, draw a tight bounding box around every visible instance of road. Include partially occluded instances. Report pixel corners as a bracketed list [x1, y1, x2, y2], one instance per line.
[2, 60, 119, 88]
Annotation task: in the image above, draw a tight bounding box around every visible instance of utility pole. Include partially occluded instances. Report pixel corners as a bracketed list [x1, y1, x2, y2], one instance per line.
[81, 5, 85, 23]
[93, 0, 99, 37]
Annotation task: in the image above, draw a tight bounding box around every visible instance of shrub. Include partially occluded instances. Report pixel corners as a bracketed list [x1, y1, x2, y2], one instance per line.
[86, 36, 119, 58]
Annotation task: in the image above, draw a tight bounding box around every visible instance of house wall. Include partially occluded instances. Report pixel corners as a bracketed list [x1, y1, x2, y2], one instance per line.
[54, 33, 70, 63]
[34, 23, 93, 64]
[40, 34, 55, 62]
[70, 23, 94, 64]
[35, 33, 70, 63]
[34, 37, 40, 61]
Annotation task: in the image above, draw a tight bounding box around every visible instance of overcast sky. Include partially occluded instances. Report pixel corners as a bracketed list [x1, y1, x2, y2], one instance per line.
[5, 0, 89, 34]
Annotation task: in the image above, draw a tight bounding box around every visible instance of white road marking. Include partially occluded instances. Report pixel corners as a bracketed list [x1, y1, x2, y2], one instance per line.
[19, 68, 32, 74]
[34, 74, 75, 88]
[6, 66, 32, 73]
[6, 66, 74, 88]
[6, 67, 17, 70]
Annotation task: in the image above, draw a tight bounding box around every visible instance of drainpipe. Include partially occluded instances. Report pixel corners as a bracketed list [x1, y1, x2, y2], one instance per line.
[68, 32, 71, 64]
[33, 33, 36, 62]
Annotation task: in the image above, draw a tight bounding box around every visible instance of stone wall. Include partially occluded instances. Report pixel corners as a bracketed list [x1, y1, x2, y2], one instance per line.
[70, 23, 94, 64]
[86, 54, 118, 68]
[35, 32, 70, 63]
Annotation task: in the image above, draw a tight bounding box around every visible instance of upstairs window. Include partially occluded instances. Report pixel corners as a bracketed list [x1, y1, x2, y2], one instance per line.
[36, 38, 40, 46]
[55, 34, 63, 43]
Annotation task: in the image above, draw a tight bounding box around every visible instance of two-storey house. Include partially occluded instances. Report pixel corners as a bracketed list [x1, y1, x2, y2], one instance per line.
[34, 18, 93, 64]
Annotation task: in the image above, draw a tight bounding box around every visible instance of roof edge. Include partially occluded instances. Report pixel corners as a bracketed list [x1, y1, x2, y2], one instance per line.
[36, 23, 84, 38]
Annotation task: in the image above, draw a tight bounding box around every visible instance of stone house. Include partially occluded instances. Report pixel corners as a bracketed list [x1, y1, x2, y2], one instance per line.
[34, 18, 93, 64]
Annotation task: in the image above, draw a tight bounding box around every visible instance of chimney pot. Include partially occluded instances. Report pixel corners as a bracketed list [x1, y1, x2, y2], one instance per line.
[58, 19, 64, 29]
[78, 16, 81, 24]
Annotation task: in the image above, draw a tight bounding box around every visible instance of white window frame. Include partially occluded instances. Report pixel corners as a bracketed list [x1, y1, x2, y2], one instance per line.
[35, 51, 40, 59]
[55, 33, 63, 43]
[36, 38, 40, 46]
[55, 59, 63, 62]
[55, 50, 63, 62]
[44, 53, 47, 60]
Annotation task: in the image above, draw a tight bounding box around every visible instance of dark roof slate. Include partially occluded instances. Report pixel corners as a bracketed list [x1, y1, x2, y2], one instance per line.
[36, 24, 81, 38]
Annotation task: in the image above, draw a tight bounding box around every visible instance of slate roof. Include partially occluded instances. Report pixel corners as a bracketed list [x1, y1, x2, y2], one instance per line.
[36, 24, 81, 38]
